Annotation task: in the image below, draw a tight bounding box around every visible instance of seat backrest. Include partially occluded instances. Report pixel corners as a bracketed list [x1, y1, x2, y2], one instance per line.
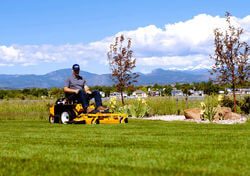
[65, 92, 79, 104]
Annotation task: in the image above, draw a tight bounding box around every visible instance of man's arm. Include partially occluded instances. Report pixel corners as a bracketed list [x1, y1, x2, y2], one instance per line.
[64, 76, 80, 94]
[64, 87, 79, 94]
[84, 85, 92, 94]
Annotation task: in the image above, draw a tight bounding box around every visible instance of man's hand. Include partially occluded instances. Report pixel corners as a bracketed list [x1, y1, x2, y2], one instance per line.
[74, 89, 80, 94]
[86, 90, 92, 94]
[84, 85, 92, 94]
[64, 87, 80, 94]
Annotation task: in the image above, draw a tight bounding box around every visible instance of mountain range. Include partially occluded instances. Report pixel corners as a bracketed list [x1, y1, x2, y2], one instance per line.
[0, 68, 211, 89]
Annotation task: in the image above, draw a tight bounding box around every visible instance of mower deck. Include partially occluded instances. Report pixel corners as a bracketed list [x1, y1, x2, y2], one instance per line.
[72, 113, 128, 124]
[49, 98, 128, 125]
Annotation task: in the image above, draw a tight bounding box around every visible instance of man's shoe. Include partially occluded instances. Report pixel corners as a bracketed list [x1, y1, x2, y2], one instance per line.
[86, 107, 95, 113]
[97, 106, 108, 111]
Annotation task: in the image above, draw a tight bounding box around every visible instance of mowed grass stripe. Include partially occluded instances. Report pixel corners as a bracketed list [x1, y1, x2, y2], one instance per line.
[0, 120, 249, 176]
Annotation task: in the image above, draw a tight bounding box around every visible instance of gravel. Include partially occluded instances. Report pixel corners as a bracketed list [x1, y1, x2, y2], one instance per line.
[135, 115, 248, 124]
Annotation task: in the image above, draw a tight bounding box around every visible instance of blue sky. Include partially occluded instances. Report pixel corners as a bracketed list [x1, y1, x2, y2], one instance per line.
[0, 0, 249, 75]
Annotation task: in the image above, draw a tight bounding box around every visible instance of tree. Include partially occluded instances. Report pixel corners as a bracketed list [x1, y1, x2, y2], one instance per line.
[163, 85, 173, 96]
[127, 85, 136, 96]
[107, 34, 139, 105]
[210, 12, 249, 112]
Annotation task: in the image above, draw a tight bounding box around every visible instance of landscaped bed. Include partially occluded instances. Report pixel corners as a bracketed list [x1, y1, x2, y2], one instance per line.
[141, 115, 248, 124]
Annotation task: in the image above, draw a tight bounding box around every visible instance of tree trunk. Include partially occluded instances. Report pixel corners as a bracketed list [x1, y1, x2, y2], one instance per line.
[121, 90, 124, 105]
[231, 68, 237, 113]
[185, 96, 188, 109]
[232, 82, 237, 113]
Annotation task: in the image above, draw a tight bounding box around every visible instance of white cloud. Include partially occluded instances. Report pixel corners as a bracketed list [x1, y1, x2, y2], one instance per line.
[137, 54, 212, 69]
[0, 14, 249, 70]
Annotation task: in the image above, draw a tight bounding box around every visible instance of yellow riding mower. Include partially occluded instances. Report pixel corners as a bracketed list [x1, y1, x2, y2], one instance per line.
[49, 98, 128, 124]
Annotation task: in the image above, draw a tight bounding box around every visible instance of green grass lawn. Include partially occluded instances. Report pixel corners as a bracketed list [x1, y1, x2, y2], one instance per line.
[0, 119, 249, 176]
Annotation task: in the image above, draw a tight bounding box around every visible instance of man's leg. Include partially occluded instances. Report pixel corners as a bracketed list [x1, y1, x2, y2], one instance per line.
[88, 90, 102, 108]
[77, 89, 90, 109]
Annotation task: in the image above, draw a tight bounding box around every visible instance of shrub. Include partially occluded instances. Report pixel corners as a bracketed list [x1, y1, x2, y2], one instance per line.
[128, 97, 149, 118]
[239, 96, 250, 114]
[221, 96, 236, 110]
[221, 95, 249, 114]
[200, 97, 218, 121]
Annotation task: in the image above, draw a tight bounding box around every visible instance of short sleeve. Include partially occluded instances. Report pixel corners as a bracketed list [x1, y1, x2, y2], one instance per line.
[64, 77, 70, 88]
[82, 78, 86, 87]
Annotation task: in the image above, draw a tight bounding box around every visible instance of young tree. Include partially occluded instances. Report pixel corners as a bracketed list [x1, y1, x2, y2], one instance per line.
[107, 34, 139, 105]
[210, 12, 249, 112]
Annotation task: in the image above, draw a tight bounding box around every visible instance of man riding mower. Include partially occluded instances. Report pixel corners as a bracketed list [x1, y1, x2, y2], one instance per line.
[49, 64, 128, 124]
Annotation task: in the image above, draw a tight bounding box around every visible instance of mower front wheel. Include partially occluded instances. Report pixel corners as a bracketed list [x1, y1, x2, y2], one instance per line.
[91, 119, 100, 125]
[120, 117, 128, 123]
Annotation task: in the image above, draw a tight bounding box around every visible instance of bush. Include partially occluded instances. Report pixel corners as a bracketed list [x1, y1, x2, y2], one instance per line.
[221, 96, 236, 109]
[240, 96, 250, 114]
[128, 97, 149, 118]
[221, 95, 249, 114]
[200, 95, 219, 121]
[107, 97, 149, 118]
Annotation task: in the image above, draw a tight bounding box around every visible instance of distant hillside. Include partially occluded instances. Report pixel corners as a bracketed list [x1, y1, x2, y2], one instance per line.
[0, 68, 211, 89]
[137, 68, 210, 85]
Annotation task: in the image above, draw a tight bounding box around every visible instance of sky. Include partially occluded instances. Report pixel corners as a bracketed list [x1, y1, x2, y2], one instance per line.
[0, 0, 249, 75]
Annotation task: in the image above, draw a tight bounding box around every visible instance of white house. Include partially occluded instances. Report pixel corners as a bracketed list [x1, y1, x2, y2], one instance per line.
[171, 90, 183, 96]
[189, 90, 204, 96]
[219, 90, 225, 94]
[110, 92, 127, 99]
[149, 90, 161, 96]
[226, 88, 232, 93]
[239, 89, 250, 94]
[132, 90, 147, 98]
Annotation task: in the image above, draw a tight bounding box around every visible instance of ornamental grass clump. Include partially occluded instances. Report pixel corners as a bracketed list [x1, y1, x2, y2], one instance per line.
[129, 97, 149, 118]
[200, 95, 224, 121]
[200, 101, 217, 121]
[108, 96, 149, 117]
[108, 97, 119, 113]
[118, 104, 130, 114]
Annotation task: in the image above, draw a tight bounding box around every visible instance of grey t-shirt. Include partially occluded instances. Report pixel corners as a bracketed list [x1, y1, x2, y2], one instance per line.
[64, 74, 86, 90]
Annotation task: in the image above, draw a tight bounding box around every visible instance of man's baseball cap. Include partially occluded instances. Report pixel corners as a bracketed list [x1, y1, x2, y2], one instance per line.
[72, 64, 80, 71]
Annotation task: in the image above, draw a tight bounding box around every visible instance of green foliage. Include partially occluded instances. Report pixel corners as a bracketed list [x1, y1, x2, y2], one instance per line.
[0, 88, 49, 100]
[221, 96, 237, 110]
[104, 97, 202, 118]
[221, 95, 250, 114]
[201, 104, 217, 121]
[240, 96, 250, 114]
[0, 100, 50, 120]
[107, 97, 149, 117]
[48, 88, 63, 99]
[163, 85, 173, 96]
[128, 97, 149, 118]
[88, 86, 117, 97]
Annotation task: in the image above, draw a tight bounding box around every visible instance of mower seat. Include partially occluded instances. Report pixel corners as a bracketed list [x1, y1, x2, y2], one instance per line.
[65, 92, 79, 104]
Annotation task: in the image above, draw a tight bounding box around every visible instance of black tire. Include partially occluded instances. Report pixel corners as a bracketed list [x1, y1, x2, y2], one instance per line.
[49, 115, 55, 123]
[120, 117, 123, 123]
[91, 119, 100, 124]
[120, 117, 128, 123]
[124, 118, 128, 123]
